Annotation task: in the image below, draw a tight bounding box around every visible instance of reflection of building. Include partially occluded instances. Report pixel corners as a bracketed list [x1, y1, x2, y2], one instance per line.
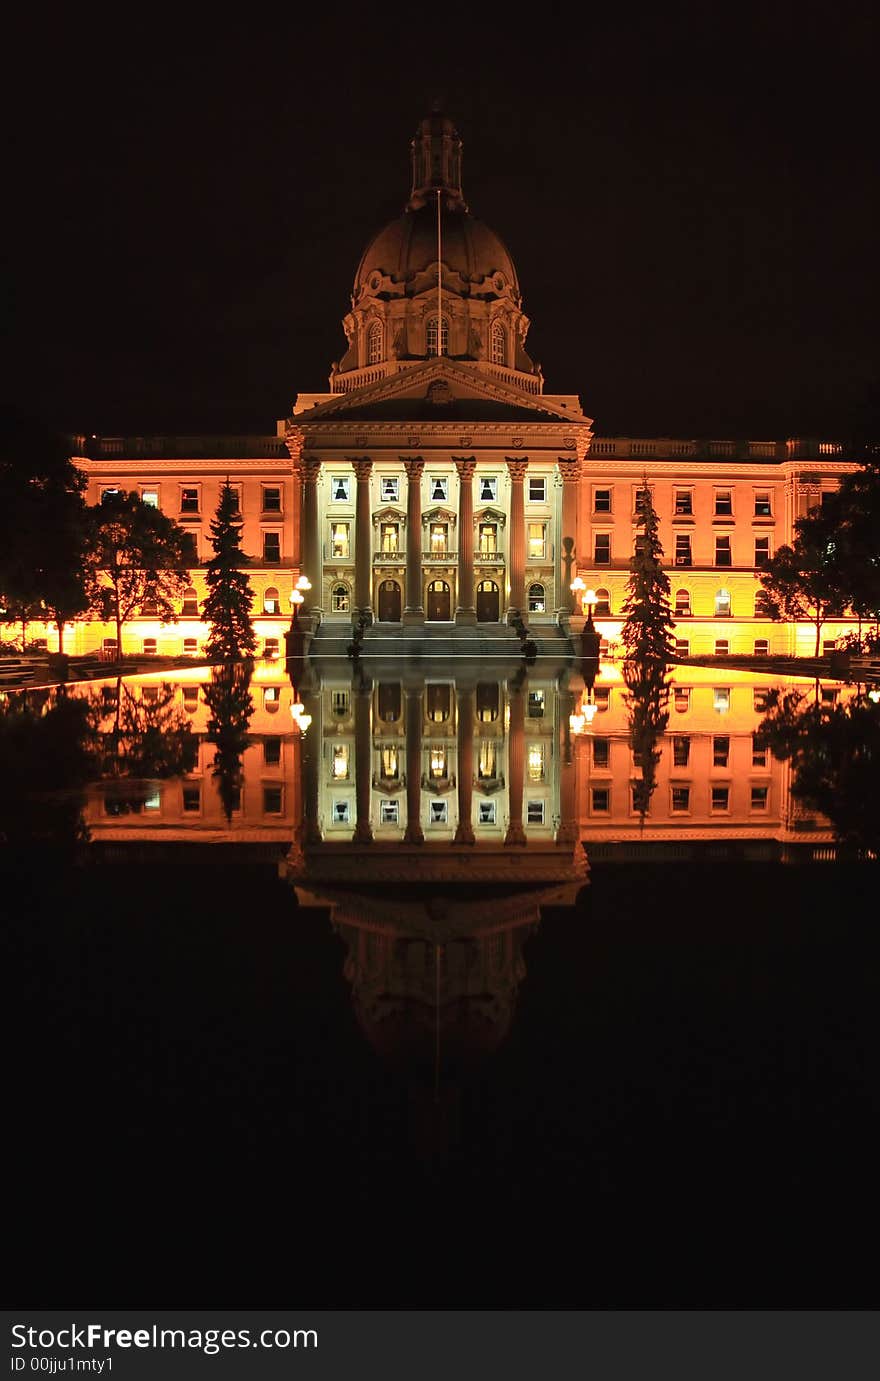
[62, 111, 859, 659]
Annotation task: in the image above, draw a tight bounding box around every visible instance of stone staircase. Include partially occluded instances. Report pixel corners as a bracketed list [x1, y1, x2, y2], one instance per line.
[307, 622, 576, 663]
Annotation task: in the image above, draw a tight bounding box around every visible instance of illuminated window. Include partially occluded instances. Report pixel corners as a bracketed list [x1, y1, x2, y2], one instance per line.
[332, 744, 349, 779]
[141, 487, 159, 508]
[713, 687, 731, 713]
[593, 738, 610, 768]
[593, 488, 612, 513]
[755, 590, 773, 617]
[263, 786, 283, 815]
[381, 476, 399, 502]
[380, 522, 399, 552]
[181, 587, 199, 616]
[264, 738, 281, 766]
[674, 687, 690, 713]
[426, 684, 451, 722]
[332, 477, 350, 502]
[476, 683, 499, 722]
[674, 490, 693, 515]
[479, 800, 497, 824]
[527, 744, 545, 782]
[429, 800, 448, 825]
[183, 638, 198, 656]
[377, 683, 401, 722]
[754, 638, 769, 656]
[752, 735, 767, 768]
[332, 800, 350, 824]
[479, 523, 498, 554]
[331, 690, 350, 718]
[527, 523, 546, 560]
[715, 639, 729, 656]
[429, 523, 448, 553]
[142, 637, 157, 655]
[715, 536, 732, 567]
[711, 785, 730, 812]
[675, 534, 692, 567]
[480, 477, 498, 502]
[144, 787, 161, 811]
[182, 784, 201, 813]
[674, 589, 692, 616]
[675, 638, 690, 657]
[263, 686, 281, 713]
[332, 585, 350, 613]
[671, 786, 690, 813]
[715, 589, 732, 617]
[714, 490, 733, 516]
[180, 486, 199, 514]
[754, 536, 771, 568]
[380, 800, 399, 825]
[526, 800, 545, 825]
[528, 583, 545, 614]
[754, 491, 772, 517]
[751, 785, 769, 811]
[182, 686, 199, 713]
[673, 735, 690, 767]
[594, 588, 611, 616]
[263, 587, 280, 614]
[591, 787, 610, 813]
[478, 741, 498, 779]
[429, 747, 447, 779]
[380, 746, 399, 781]
[331, 524, 350, 558]
[490, 320, 505, 364]
[528, 477, 547, 502]
[713, 736, 730, 768]
[368, 320, 383, 364]
[430, 477, 448, 501]
[426, 316, 448, 356]
[262, 487, 281, 513]
[822, 639, 837, 656]
[594, 533, 611, 564]
[527, 690, 545, 719]
[263, 531, 281, 562]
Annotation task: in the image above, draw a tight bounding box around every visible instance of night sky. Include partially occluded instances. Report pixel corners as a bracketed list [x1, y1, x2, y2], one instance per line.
[3, 4, 877, 442]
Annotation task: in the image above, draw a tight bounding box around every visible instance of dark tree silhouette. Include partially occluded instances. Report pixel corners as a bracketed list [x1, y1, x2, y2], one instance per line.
[83, 491, 193, 656]
[204, 661, 254, 822]
[758, 505, 848, 658]
[620, 479, 675, 663]
[202, 482, 257, 661]
[89, 678, 198, 812]
[0, 688, 96, 854]
[623, 658, 671, 823]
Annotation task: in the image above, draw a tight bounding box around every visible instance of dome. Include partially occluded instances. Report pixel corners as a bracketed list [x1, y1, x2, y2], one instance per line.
[353, 203, 520, 305]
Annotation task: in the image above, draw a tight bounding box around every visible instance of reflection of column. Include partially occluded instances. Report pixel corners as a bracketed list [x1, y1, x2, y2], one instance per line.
[403, 683, 424, 842]
[353, 673, 373, 843]
[557, 458, 583, 619]
[555, 672, 579, 847]
[504, 674, 526, 845]
[403, 458, 424, 625]
[453, 681, 475, 843]
[506, 458, 527, 622]
[353, 458, 373, 624]
[301, 683, 322, 844]
[300, 456, 323, 628]
[454, 457, 477, 625]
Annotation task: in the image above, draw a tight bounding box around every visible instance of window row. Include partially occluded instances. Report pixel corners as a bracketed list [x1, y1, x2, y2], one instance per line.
[104, 782, 286, 817]
[592, 486, 774, 518]
[591, 735, 769, 770]
[329, 474, 549, 503]
[101, 485, 283, 516]
[327, 520, 552, 559]
[592, 533, 773, 566]
[328, 797, 548, 827]
[589, 784, 771, 814]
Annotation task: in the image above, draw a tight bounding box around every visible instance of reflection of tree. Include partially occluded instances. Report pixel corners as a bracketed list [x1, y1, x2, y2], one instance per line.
[0, 689, 96, 852]
[624, 659, 671, 823]
[756, 688, 880, 858]
[90, 677, 198, 811]
[204, 662, 254, 822]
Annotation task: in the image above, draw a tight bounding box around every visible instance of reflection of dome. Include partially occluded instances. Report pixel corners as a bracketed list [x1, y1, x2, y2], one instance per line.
[354, 205, 521, 305]
[354, 990, 512, 1082]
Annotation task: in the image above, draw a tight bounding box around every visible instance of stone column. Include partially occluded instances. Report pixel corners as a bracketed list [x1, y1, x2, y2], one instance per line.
[454, 457, 477, 626]
[506, 458, 527, 623]
[557, 457, 583, 620]
[403, 682, 424, 843]
[504, 673, 527, 845]
[352, 672, 373, 844]
[353, 458, 373, 625]
[403, 458, 425, 625]
[300, 455, 323, 629]
[285, 430, 304, 572]
[453, 679, 476, 843]
[300, 681, 323, 845]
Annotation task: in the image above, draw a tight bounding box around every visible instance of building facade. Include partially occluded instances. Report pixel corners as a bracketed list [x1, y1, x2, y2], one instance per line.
[68, 111, 859, 660]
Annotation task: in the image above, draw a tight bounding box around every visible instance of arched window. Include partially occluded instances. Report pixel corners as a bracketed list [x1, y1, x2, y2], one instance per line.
[368, 320, 383, 364]
[754, 590, 773, 617]
[263, 586, 280, 615]
[715, 589, 732, 617]
[594, 587, 611, 616]
[332, 584, 350, 613]
[181, 587, 199, 617]
[426, 684, 451, 723]
[674, 589, 692, 617]
[426, 315, 448, 356]
[490, 320, 505, 365]
[528, 582, 545, 614]
[476, 683, 500, 722]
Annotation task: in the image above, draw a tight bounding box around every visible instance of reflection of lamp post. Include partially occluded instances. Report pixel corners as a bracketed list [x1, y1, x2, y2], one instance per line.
[577, 582, 600, 660]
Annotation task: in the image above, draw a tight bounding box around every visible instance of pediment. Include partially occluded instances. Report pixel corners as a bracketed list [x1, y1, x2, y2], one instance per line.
[474, 506, 507, 527]
[372, 505, 407, 526]
[296, 358, 578, 424]
[422, 506, 457, 527]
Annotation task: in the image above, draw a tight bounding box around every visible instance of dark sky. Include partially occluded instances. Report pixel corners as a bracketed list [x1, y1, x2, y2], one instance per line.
[3, 3, 877, 441]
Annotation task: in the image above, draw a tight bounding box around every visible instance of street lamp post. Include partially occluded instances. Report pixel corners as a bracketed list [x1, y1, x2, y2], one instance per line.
[285, 575, 312, 660]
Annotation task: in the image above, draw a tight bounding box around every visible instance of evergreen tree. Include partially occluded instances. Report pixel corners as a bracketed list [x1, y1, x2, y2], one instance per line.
[202, 483, 257, 661]
[620, 479, 675, 662]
